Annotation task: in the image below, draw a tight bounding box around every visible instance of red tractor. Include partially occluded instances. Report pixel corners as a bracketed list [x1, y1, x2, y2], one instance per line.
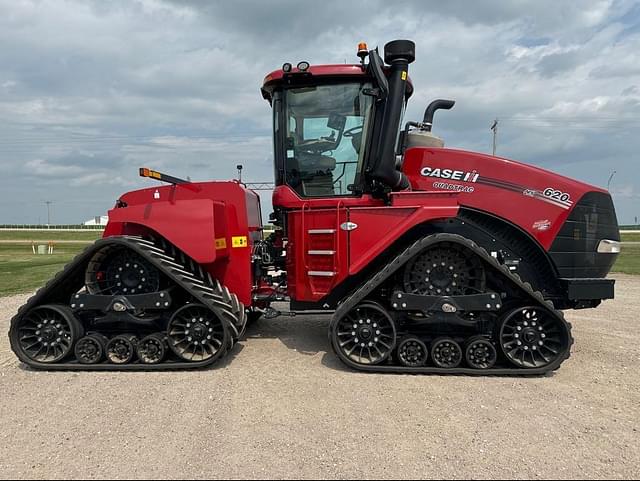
[10, 40, 620, 374]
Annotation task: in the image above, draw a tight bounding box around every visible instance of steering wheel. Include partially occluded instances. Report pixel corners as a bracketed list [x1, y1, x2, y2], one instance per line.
[343, 125, 363, 138]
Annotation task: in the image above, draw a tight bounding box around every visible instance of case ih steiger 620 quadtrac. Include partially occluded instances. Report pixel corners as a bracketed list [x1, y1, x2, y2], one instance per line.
[10, 40, 620, 375]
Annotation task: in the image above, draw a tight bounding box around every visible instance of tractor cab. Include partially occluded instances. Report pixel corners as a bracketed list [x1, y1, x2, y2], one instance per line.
[262, 41, 417, 201]
[272, 79, 373, 197]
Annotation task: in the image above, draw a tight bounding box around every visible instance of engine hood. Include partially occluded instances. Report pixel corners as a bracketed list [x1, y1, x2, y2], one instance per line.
[402, 147, 610, 250]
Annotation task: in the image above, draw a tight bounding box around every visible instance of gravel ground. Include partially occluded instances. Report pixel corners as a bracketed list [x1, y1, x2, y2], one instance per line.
[0, 275, 639, 480]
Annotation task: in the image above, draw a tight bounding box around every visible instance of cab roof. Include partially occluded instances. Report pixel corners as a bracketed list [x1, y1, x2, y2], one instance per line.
[261, 63, 413, 101]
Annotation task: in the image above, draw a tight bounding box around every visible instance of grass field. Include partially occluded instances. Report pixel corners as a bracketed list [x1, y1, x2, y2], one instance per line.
[0, 230, 102, 241]
[0, 229, 637, 297]
[0, 243, 88, 296]
[621, 232, 640, 242]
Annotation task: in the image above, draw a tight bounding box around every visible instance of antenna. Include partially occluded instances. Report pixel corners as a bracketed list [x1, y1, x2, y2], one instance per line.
[491, 119, 499, 156]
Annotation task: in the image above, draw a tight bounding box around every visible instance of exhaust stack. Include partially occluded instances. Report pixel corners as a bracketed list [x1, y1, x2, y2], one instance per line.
[369, 40, 415, 191]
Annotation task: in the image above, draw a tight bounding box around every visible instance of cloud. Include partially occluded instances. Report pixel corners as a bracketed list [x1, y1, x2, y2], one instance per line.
[0, 0, 639, 224]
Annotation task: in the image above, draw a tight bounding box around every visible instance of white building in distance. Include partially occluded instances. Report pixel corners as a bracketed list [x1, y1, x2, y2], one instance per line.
[84, 216, 109, 226]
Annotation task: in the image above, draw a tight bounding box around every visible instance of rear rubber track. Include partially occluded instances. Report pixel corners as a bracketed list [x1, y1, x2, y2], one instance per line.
[9, 235, 247, 371]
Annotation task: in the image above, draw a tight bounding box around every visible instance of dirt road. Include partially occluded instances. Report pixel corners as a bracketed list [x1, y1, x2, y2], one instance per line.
[1, 276, 638, 479]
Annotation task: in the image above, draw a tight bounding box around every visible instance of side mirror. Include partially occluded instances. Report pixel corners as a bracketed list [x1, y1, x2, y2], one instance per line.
[366, 49, 389, 99]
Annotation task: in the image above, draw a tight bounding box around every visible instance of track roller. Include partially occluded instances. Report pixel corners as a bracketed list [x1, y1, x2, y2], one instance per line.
[465, 337, 497, 369]
[12, 304, 83, 364]
[396, 336, 429, 367]
[106, 335, 137, 364]
[332, 301, 396, 366]
[167, 304, 229, 362]
[431, 338, 462, 368]
[137, 334, 167, 364]
[75, 334, 108, 364]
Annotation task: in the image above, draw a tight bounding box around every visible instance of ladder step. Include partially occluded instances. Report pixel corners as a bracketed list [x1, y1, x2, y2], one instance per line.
[308, 271, 336, 277]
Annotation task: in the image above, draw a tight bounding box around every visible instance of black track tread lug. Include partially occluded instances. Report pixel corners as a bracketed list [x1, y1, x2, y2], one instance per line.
[8, 235, 245, 371]
[329, 233, 574, 376]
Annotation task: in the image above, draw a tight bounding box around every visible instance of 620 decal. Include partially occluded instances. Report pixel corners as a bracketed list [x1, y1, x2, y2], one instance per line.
[543, 188, 572, 204]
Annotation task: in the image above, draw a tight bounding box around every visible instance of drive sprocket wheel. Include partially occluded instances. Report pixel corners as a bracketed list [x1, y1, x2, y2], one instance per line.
[465, 337, 497, 369]
[87, 247, 161, 296]
[334, 302, 396, 365]
[396, 336, 429, 367]
[499, 306, 569, 369]
[137, 334, 167, 364]
[13, 305, 83, 364]
[167, 304, 228, 362]
[403, 242, 485, 296]
[431, 337, 462, 368]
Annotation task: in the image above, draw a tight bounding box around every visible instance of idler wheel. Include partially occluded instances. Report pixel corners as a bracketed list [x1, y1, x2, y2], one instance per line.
[167, 304, 228, 362]
[396, 336, 429, 367]
[75, 334, 108, 364]
[333, 301, 396, 365]
[465, 337, 497, 369]
[137, 334, 167, 364]
[499, 306, 570, 369]
[13, 304, 83, 364]
[431, 337, 462, 368]
[106, 335, 137, 364]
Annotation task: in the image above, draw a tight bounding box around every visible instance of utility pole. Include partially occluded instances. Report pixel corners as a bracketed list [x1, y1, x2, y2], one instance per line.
[491, 119, 498, 156]
[44, 201, 53, 227]
[607, 170, 616, 191]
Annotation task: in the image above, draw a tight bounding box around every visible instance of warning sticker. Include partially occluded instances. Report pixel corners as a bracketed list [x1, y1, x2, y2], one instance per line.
[401, 71, 407, 81]
[232, 236, 248, 248]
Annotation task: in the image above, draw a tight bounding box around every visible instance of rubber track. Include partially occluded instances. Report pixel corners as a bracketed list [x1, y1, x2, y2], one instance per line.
[329, 233, 574, 376]
[9, 236, 247, 371]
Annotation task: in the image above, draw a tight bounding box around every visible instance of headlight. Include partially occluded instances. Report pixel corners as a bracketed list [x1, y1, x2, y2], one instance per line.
[597, 239, 621, 253]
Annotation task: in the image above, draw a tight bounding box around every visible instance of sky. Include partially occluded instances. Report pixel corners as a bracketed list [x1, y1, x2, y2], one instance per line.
[0, 0, 639, 225]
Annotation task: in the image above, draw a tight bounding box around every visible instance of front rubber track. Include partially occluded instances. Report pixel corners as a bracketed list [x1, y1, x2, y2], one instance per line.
[329, 233, 574, 376]
[9, 236, 245, 371]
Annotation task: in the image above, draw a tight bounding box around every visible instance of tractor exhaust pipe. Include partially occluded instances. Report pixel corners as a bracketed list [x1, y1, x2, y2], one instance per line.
[369, 40, 415, 191]
[422, 99, 456, 132]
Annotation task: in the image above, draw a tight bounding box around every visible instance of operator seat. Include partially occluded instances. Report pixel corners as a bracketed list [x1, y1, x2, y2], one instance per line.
[297, 152, 336, 196]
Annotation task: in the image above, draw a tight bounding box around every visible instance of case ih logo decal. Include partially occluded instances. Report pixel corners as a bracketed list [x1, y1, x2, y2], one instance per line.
[420, 167, 479, 183]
